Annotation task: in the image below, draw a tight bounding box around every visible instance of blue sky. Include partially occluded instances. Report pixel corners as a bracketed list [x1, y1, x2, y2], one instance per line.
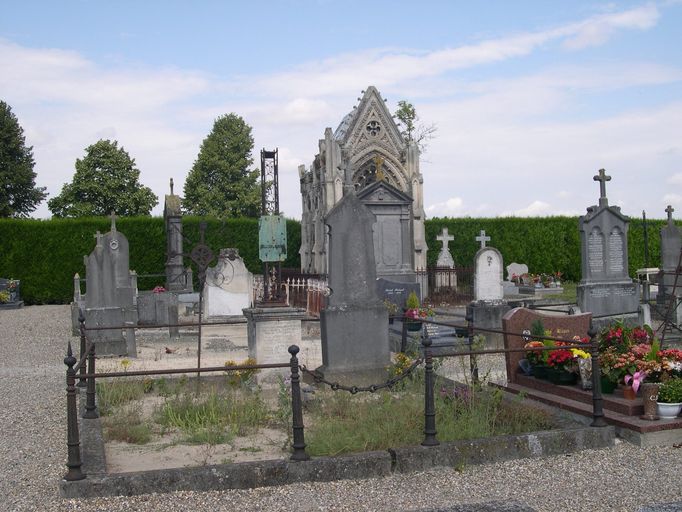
[2, 0, 681, 220]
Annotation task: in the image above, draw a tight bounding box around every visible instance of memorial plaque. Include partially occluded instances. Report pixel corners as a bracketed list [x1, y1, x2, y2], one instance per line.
[608, 229, 624, 274]
[588, 230, 604, 274]
[258, 215, 287, 262]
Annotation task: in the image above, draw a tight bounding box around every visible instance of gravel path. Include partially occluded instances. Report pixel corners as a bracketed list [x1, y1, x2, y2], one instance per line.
[1, 305, 681, 512]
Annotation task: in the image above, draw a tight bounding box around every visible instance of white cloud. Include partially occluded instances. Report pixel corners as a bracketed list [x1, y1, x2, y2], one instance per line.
[663, 194, 682, 207]
[667, 173, 682, 185]
[425, 197, 465, 217]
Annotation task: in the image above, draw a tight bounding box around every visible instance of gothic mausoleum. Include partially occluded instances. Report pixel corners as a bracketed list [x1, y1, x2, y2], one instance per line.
[298, 86, 427, 288]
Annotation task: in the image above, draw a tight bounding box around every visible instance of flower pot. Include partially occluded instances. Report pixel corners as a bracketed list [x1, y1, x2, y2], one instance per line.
[622, 385, 637, 400]
[578, 358, 592, 390]
[406, 320, 422, 332]
[600, 377, 617, 394]
[656, 402, 682, 419]
[547, 368, 578, 385]
[532, 364, 549, 380]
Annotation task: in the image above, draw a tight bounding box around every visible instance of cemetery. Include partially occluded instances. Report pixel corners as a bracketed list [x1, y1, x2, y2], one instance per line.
[1, 87, 682, 508]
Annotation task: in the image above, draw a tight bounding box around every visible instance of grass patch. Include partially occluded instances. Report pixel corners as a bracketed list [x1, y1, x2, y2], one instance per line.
[101, 406, 152, 444]
[156, 387, 270, 444]
[96, 379, 149, 416]
[305, 379, 554, 457]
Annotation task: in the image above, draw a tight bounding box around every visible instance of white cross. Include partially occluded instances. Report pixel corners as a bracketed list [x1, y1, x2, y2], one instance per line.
[436, 227, 454, 251]
[475, 230, 491, 248]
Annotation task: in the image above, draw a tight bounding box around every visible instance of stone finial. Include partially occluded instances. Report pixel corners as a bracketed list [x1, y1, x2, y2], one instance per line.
[170, 177, 174, 195]
[593, 169, 611, 207]
[475, 230, 491, 248]
[110, 211, 117, 232]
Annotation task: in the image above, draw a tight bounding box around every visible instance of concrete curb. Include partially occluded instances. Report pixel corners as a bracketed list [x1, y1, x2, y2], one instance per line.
[61, 422, 614, 498]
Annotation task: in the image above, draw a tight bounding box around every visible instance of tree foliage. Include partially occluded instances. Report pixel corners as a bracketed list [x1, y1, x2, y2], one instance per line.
[0, 100, 47, 217]
[183, 113, 261, 217]
[395, 100, 437, 153]
[48, 139, 158, 217]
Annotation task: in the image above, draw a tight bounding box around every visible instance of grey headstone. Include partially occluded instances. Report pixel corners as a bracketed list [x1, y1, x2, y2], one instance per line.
[577, 170, 639, 321]
[318, 193, 390, 385]
[660, 205, 681, 300]
[377, 278, 421, 309]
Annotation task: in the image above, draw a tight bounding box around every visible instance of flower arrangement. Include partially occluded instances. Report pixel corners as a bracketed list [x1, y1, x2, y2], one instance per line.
[0, 290, 9, 304]
[524, 341, 546, 366]
[657, 378, 682, 404]
[404, 291, 433, 320]
[624, 370, 646, 393]
[224, 357, 259, 386]
[383, 299, 399, 316]
[547, 349, 576, 372]
[7, 279, 17, 292]
[153, 285, 166, 293]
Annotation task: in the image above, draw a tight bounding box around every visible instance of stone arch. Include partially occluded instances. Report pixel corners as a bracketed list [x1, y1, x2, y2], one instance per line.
[350, 150, 407, 192]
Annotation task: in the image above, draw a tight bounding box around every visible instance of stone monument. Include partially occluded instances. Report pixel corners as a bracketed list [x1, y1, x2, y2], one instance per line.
[434, 227, 457, 291]
[164, 178, 190, 292]
[204, 248, 253, 317]
[473, 230, 503, 302]
[317, 193, 390, 385]
[82, 214, 137, 356]
[659, 205, 682, 331]
[576, 169, 639, 326]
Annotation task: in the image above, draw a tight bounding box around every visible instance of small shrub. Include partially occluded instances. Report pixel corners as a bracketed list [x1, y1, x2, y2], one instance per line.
[96, 379, 147, 416]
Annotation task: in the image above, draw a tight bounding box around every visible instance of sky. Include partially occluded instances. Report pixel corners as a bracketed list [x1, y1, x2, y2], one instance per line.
[1, 0, 681, 221]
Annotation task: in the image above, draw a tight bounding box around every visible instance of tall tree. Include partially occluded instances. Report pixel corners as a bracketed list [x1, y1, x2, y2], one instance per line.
[183, 113, 261, 217]
[48, 139, 158, 217]
[0, 100, 47, 217]
[395, 100, 437, 153]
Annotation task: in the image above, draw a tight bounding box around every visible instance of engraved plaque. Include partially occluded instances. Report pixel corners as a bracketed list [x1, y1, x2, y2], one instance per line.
[608, 229, 624, 274]
[588, 229, 604, 274]
[380, 221, 400, 266]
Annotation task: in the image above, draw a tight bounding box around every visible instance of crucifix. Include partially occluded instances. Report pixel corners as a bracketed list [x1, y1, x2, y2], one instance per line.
[666, 205, 675, 226]
[373, 155, 385, 182]
[437, 227, 454, 252]
[475, 230, 490, 248]
[593, 168, 611, 207]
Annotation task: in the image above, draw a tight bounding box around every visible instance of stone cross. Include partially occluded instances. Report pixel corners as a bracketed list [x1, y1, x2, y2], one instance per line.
[476, 230, 491, 248]
[593, 168, 611, 207]
[437, 227, 454, 251]
[666, 204, 675, 225]
[170, 177, 174, 195]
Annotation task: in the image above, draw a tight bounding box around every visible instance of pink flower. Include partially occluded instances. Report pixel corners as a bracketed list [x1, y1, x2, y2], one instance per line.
[624, 371, 646, 393]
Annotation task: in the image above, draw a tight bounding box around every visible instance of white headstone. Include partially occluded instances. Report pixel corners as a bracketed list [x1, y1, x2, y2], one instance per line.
[436, 227, 455, 268]
[474, 247, 504, 301]
[506, 262, 528, 282]
[203, 249, 253, 317]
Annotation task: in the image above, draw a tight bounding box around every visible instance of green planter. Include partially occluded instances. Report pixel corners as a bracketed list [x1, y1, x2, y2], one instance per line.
[406, 320, 422, 332]
[600, 377, 617, 394]
[547, 368, 579, 386]
[532, 365, 549, 380]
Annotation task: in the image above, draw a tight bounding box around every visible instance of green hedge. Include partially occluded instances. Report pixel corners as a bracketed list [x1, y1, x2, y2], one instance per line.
[0, 214, 674, 304]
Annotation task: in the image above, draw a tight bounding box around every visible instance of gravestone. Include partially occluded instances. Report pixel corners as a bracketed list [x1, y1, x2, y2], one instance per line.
[358, 180, 420, 298]
[0, 278, 23, 309]
[434, 227, 457, 291]
[317, 193, 390, 385]
[377, 278, 421, 309]
[502, 307, 592, 384]
[660, 205, 681, 302]
[164, 178, 191, 292]
[503, 262, 528, 296]
[203, 248, 253, 317]
[82, 215, 136, 356]
[473, 231, 503, 302]
[576, 170, 639, 326]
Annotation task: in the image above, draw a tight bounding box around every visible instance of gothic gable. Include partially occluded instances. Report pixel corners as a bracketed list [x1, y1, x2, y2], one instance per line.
[356, 179, 413, 205]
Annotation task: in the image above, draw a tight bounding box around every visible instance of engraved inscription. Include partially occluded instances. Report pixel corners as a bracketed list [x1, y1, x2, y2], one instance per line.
[588, 229, 604, 274]
[589, 288, 610, 298]
[608, 229, 624, 274]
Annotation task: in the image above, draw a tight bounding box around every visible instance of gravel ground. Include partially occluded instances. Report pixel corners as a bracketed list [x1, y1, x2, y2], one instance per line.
[1, 305, 681, 512]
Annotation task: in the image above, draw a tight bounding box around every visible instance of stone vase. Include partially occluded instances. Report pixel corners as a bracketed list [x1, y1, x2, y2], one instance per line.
[578, 358, 592, 390]
[640, 382, 660, 421]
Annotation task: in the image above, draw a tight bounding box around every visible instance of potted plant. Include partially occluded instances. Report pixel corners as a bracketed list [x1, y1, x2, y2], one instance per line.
[404, 291, 425, 332]
[546, 349, 579, 385]
[656, 378, 682, 419]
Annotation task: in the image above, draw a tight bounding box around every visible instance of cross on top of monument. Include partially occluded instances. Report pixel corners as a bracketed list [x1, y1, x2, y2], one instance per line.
[437, 227, 454, 251]
[666, 204, 675, 225]
[593, 168, 611, 207]
[170, 177, 174, 195]
[475, 230, 491, 248]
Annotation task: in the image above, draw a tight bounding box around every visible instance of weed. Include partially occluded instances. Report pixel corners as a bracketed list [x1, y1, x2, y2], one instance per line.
[101, 405, 152, 444]
[96, 379, 147, 416]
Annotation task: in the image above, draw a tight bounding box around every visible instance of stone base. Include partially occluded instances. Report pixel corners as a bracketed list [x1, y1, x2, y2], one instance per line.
[577, 280, 639, 319]
[310, 366, 390, 388]
[318, 301, 390, 387]
[467, 301, 512, 348]
[518, 286, 564, 296]
[84, 307, 128, 356]
[0, 301, 24, 309]
[243, 306, 306, 385]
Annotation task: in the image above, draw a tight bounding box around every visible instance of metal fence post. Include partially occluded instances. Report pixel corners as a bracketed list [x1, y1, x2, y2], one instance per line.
[466, 309, 479, 385]
[77, 310, 86, 388]
[421, 337, 439, 446]
[288, 345, 310, 461]
[64, 342, 85, 481]
[83, 343, 98, 419]
[588, 324, 607, 427]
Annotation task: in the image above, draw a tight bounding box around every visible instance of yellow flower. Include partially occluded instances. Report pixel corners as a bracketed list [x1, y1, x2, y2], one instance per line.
[571, 349, 590, 359]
